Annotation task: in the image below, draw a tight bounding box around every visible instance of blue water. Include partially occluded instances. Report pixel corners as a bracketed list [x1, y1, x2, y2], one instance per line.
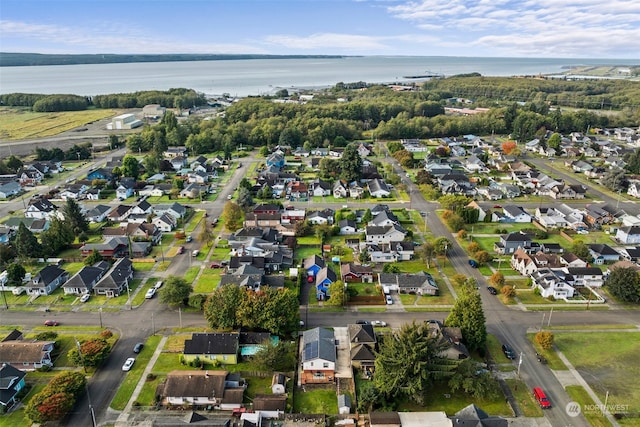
[0, 56, 637, 97]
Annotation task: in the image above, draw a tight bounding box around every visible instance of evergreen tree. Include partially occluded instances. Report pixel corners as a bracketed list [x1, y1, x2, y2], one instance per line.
[446, 282, 487, 353]
[339, 143, 363, 183]
[14, 222, 42, 259]
[62, 198, 89, 235]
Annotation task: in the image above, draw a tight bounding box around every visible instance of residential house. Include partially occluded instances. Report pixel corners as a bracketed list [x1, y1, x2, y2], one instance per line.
[169, 156, 188, 171]
[368, 179, 391, 198]
[566, 267, 604, 287]
[130, 200, 153, 216]
[160, 370, 244, 409]
[427, 321, 469, 360]
[179, 183, 205, 199]
[348, 181, 365, 199]
[154, 202, 187, 220]
[59, 184, 88, 200]
[560, 253, 589, 268]
[116, 180, 135, 200]
[107, 205, 132, 222]
[588, 244, 620, 264]
[93, 257, 134, 297]
[340, 263, 374, 283]
[18, 168, 44, 186]
[164, 147, 187, 158]
[288, 181, 308, 201]
[187, 170, 208, 184]
[81, 237, 129, 259]
[550, 184, 587, 200]
[303, 255, 325, 278]
[280, 209, 305, 224]
[0, 335, 55, 371]
[266, 152, 285, 169]
[87, 168, 114, 182]
[316, 267, 337, 300]
[338, 219, 358, 235]
[310, 179, 332, 197]
[332, 180, 349, 198]
[244, 212, 280, 228]
[62, 262, 110, 295]
[494, 231, 534, 255]
[0, 181, 21, 199]
[365, 224, 407, 245]
[85, 205, 112, 223]
[369, 210, 399, 227]
[307, 209, 334, 225]
[367, 244, 397, 263]
[357, 143, 372, 157]
[466, 201, 489, 222]
[152, 213, 177, 232]
[301, 328, 336, 385]
[183, 333, 239, 365]
[616, 226, 640, 244]
[394, 241, 415, 261]
[25, 198, 58, 220]
[378, 272, 439, 296]
[348, 323, 376, 375]
[464, 155, 487, 173]
[450, 404, 508, 427]
[530, 268, 575, 299]
[3, 217, 49, 234]
[502, 206, 532, 223]
[26, 265, 68, 296]
[103, 222, 162, 246]
[0, 364, 26, 408]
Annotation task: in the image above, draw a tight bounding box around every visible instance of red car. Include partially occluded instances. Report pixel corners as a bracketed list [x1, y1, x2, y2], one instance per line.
[44, 320, 59, 326]
[210, 262, 222, 269]
[307, 276, 315, 283]
[177, 246, 185, 254]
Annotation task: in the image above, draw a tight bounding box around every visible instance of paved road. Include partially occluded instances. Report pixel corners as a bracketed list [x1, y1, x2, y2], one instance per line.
[2, 144, 639, 426]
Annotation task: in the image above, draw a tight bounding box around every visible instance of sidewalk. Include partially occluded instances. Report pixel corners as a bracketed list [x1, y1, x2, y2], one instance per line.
[115, 335, 168, 425]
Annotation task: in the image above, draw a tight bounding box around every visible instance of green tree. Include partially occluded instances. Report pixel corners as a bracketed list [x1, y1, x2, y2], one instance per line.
[159, 276, 193, 307]
[237, 187, 253, 210]
[84, 250, 103, 266]
[339, 143, 363, 183]
[357, 382, 382, 413]
[252, 340, 297, 371]
[605, 267, 640, 303]
[446, 284, 487, 352]
[382, 263, 400, 273]
[374, 322, 448, 405]
[447, 359, 500, 399]
[14, 222, 42, 259]
[325, 280, 345, 306]
[416, 242, 436, 268]
[204, 285, 244, 329]
[6, 262, 26, 285]
[40, 217, 74, 257]
[547, 133, 562, 151]
[198, 221, 215, 247]
[62, 198, 89, 235]
[122, 154, 140, 179]
[222, 201, 243, 232]
[601, 167, 627, 192]
[5, 155, 23, 173]
[571, 240, 592, 262]
[25, 391, 75, 423]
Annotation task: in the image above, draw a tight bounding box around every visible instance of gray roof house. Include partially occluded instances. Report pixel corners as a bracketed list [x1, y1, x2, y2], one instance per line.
[62, 262, 110, 295]
[26, 265, 68, 296]
[93, 258, 133, 298]
[301, 328, 336, 384]
[0, 364, 26, 408]
[378, 272, 439, 296]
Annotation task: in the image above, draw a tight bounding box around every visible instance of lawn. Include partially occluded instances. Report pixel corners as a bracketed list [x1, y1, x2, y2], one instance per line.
[565, 385, 613, 427]
[110, 335, 162, 410]
[132, 261, 157, 271]
[295, 246, 321, 262]
[555, 331, 640, 422]
[293, 388, 338, 414]
[525, 333, 566, 370]
[194, 268, 221, 293]
[184, 267, 201, 285]
[185, 211, 205, 233]
[504, 379, 544, 417]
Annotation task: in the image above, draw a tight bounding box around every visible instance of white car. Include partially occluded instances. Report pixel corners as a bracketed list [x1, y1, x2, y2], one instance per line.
[122, 357, 135, 371]
[385, 295, 393, 305]
[145, 288, 156, 299]
[80, 293, 90, 303]
[372, 320, 387, 327]
[154, 281, 163, 289]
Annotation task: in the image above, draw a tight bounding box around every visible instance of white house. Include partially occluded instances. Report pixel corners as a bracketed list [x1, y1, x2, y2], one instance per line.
[0, 181, 21, 199]
[616, 226, 640, 244]
[365, 224, 406, 245]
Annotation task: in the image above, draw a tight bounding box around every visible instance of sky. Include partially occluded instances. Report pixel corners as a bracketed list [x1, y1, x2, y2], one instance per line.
[1, 0, 639, 59]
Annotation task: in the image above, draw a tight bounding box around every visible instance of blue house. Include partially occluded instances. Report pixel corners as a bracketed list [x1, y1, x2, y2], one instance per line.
[116, 178, 136, 200]
[303, 255, 325, 277]
[0, 364, 26, 408]
[266, 152, 285, 169]
[87, 168, 114, 181]
[316, 266, 337, 300]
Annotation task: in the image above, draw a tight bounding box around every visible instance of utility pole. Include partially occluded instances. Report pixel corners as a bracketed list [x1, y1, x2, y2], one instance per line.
[99, 307, 103, 329]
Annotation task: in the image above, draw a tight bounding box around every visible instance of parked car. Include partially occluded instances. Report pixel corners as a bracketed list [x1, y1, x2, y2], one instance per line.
[356, 320, 370, 325]
[177, 246, 184, 254]
[227, 194, 232, 200]
[210, 262, 222, 269]
[385, 295, 393, 305]
[192, 249, 200, 257]
[44, 320, 59, 326]
[186, 235, 193, 243]
[533, 387, 552, 409]
[80, 293, 91, 303]
[154, 281, 163, 289]
[122, 357, 135, 371]
[145, 288, 156, 299]
[372, 320, 387, 327]
[133, 343, 144, 354]
[502, 343, 516, 360]
[487, 286, 498, 295]
[468, 259, 479, 268]
[307, 275, 315, 283]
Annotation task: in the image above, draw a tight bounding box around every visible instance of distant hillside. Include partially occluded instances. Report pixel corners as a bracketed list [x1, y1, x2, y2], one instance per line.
[0, 53, 346, 67]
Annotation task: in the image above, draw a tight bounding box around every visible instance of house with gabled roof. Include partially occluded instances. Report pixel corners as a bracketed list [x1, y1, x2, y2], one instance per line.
[93, 257, 133, 297]
[303, 255, 325, 277]
[502, 206, 531, 223]
[62, 262, 110, 295]
[615, 226, 640, 244]
[531, 268, 575, 299]
[307, 209, 334, 225]
[0, 181, 21, 199]
[566, 267, 604, 287]
[152, 213, 176, 232]
[332, 180, 349, 198]
[560, 252, 589, 268]
[369, 210, 399, 227]
[310, 179, 332, 197]
[588, 244, 620, 264]
[116, 179, 135, 200]
[81, 236, 130, 259]
[378, 272, 439, 296]
[365, 224, 407, 245]
[108, 204, 133, 222]
[0, 363, 26, 408]
[427, 321, 469, 360]
[340, 263, 373, 283]
[316, 267, 337, 300]
[368, 178, 391, 198]
[25, 197, 58, 220]
[183, 333, 240, 365]
[301, 328, 336, 384]
[338, 219, 358, 235]
[494, 231, 535, 255]
[86, 204, 113, 223]
[26, 265, 68, 296]
[0, 333, 55, 371]
[348, 323, 376, 374]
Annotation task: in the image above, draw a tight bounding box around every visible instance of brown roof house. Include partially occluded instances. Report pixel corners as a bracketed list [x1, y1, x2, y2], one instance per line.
[161, 370, 245, 410]
[0, 331, 55, 371]
[348, 323, 377, 376]
[427, 321, 469, 360]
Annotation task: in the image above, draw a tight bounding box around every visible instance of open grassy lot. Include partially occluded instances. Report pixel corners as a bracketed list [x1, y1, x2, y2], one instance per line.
[110, 335, 162, 410]
[554, 331, 640, 423]
[505, 379, 544, 417]
[565, 385, 613, 427]
[0, 107, 115, 140]
[293, 388, 338, 414]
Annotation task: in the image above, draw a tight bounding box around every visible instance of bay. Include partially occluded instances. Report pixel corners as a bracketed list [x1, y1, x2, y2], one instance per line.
[0, 56, 638, 97]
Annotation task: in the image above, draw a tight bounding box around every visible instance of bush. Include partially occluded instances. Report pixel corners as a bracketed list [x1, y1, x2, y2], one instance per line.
[35, 331, 58, 341]
[99, 329, 113, 339]
[501, 285, 515, 298]
[146, 373, 157, 382]
[37, 365, 52, 372]
[188, 294, 207, 311]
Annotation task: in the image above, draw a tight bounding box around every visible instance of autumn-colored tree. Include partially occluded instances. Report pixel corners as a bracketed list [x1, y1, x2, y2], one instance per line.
[489, 272, 505, 288]
[502, 140, 517, 154]
[457, 229, 467, 240]
[47, 371, 87, 397]
[475, 250, 491, 265]
[68, 338, 111, 368]
[26, 392, 75, 423]
[451, 274, 467, 287]
[222, 201, 243, 232]
[501, 285, 516, 298]
[535, 331, 554, 350]
[467, 242, 480, 254]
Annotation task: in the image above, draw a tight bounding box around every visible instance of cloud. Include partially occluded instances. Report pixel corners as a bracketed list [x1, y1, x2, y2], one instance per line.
[264, 33, 389, 51]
